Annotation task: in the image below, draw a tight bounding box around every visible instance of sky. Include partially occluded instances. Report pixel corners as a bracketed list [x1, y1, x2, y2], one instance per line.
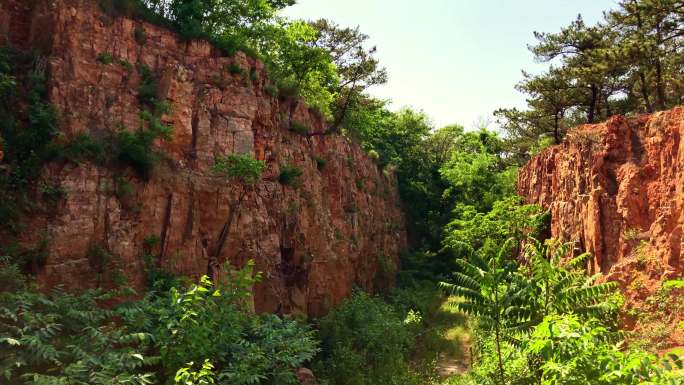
[283, 0, 617, 130]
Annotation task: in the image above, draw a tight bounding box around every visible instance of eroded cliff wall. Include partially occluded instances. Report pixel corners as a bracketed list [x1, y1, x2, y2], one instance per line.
[519, 109, 684, 347]
[0, 0, 407, 316]
[519, 110, 683, 277]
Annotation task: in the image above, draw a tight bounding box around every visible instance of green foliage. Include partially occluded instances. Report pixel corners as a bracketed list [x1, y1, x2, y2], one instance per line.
[227, 63, 246, 76]
[497, 2, 684, 161]
[264, 84, 279, 97]
[134, 25, 147, 44]
[0, 257, 318, 385]
[313, 156, 327, 171]
[525, 315, 683, 385]
[137, 65, 158, 107]
[212, 154, 265, 185]
[315, 291, 420, 385]
[0, 47, 59, 234]
[0, 258, 154, 385]
[117, 69, 173, 179]
[278, 164, 303, 188]
[47, 132, 106, 164]
[290, 121, 309, 135]
[126, 260, 318, 385]
[444, 196, 546, 258]
[441, 238, 623, 384]
[38, 181, 67, 203]
[97, 52, 114, 65]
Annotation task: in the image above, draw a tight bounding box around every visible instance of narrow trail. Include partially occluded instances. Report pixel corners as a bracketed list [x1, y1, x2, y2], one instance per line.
[419, 296, 472, 380]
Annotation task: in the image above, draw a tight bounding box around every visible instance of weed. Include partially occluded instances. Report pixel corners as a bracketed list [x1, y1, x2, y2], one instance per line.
[227, 63, 246, 76]
[264, 84, 279, 97]
[118, 58, 133, 71]
[623, 227, 641, 241]
[368, 149, 380, 160]
[290, 121, 309, 135]
[279, 164, 303, 188]
[39, 181, 67, 202]
[97, 52, 114, 65]
[134, 25, 147, 45]
[314, 156, 327, 170]
[48, 132, 106, 164]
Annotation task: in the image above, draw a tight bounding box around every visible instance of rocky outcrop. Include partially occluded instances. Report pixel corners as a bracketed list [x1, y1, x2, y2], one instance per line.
[519, 110, 683, 276]
[519, 108, 684, 348]
[0, 0, 406, 316]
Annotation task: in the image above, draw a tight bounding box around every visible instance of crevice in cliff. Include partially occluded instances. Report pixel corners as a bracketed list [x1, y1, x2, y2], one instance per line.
[159, 193, 173, 265]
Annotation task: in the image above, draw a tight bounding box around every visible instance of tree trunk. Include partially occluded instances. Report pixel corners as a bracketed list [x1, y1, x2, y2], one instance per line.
[587, 84, 598, 123]
[639, 71, 654, 113]
[655, 58, 667, 110]
[495, 314, 505, 385]
[553, 112, 560, 144]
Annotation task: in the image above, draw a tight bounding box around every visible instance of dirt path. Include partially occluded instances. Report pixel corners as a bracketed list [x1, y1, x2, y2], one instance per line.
[431, 298, 472, 379]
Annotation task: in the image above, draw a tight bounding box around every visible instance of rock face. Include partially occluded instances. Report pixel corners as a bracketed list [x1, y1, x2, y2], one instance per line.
[519, 109, 684, 347]
[519, 110, 683, 277]
[0, 0, 407, 316]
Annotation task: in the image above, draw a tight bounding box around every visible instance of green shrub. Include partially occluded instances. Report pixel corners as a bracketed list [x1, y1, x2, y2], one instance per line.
[315, 291, 419, 385]
[0, 47, 58, 232]
[0, 256, 318, 385]
[227, 63, 246, 76]
[522, 315, 683, 385]
[290, 121, 309, 135]
[137, 65, 158, 106]
[97, 52, 114, 65]
[39, 181, 67, 202]
[314, 156, 327, 170]
[134, 25, 147, 45]
[0, 257, 153, 384]
[279, 164, 303, 187]
[125, 260, 319, 384]
[212, 154, 265, 184]
[48, 132, 106, 164]
[264, 84, 279, 97]
[367, 149, 380, 160]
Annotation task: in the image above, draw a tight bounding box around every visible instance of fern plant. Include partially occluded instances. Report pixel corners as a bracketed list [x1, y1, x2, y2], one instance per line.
[523, 239, 620, 323]
[440, 240, 532, 385]
[0, 258, 156, 385]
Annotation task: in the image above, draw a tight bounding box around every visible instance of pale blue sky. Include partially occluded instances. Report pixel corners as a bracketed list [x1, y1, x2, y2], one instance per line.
[283, 0, 617, 129]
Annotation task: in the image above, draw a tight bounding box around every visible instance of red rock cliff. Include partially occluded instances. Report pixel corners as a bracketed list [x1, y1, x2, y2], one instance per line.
[519, 110, 683, 277]
[0, 0, 407, 316]
[519, 109, 684, 347]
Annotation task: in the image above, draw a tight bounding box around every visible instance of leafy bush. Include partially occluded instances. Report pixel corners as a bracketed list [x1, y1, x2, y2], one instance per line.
[0, 256, 318, 385]
[264, 84, 279, 97]
[134, 25, 147, 45]
[227, 63, 246, 76]
[0, 257, 154, 385]
[125, 260, 319, 385]
[314, 156, 327, 170]
[315, 291, 419, 385]
[212, 154, 265, 185]
[290, 121, 309, 135]
[441, 238, 621, 385]
[279, 164, 303, 188]
[47, 132, 106, 164]
[524, 315, 683, 385]
[97, 52, 114, 65]
[137, 65, 158, 107]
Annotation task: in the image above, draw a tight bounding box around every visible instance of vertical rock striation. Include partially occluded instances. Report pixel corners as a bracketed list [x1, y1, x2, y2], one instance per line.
[519, 109, 684, 347]
[0, 0, 407, 317]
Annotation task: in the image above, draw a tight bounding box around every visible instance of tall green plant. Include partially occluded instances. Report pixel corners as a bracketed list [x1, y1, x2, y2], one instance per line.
[440, 240, 531, 385]
[523, 239, 620, 323]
